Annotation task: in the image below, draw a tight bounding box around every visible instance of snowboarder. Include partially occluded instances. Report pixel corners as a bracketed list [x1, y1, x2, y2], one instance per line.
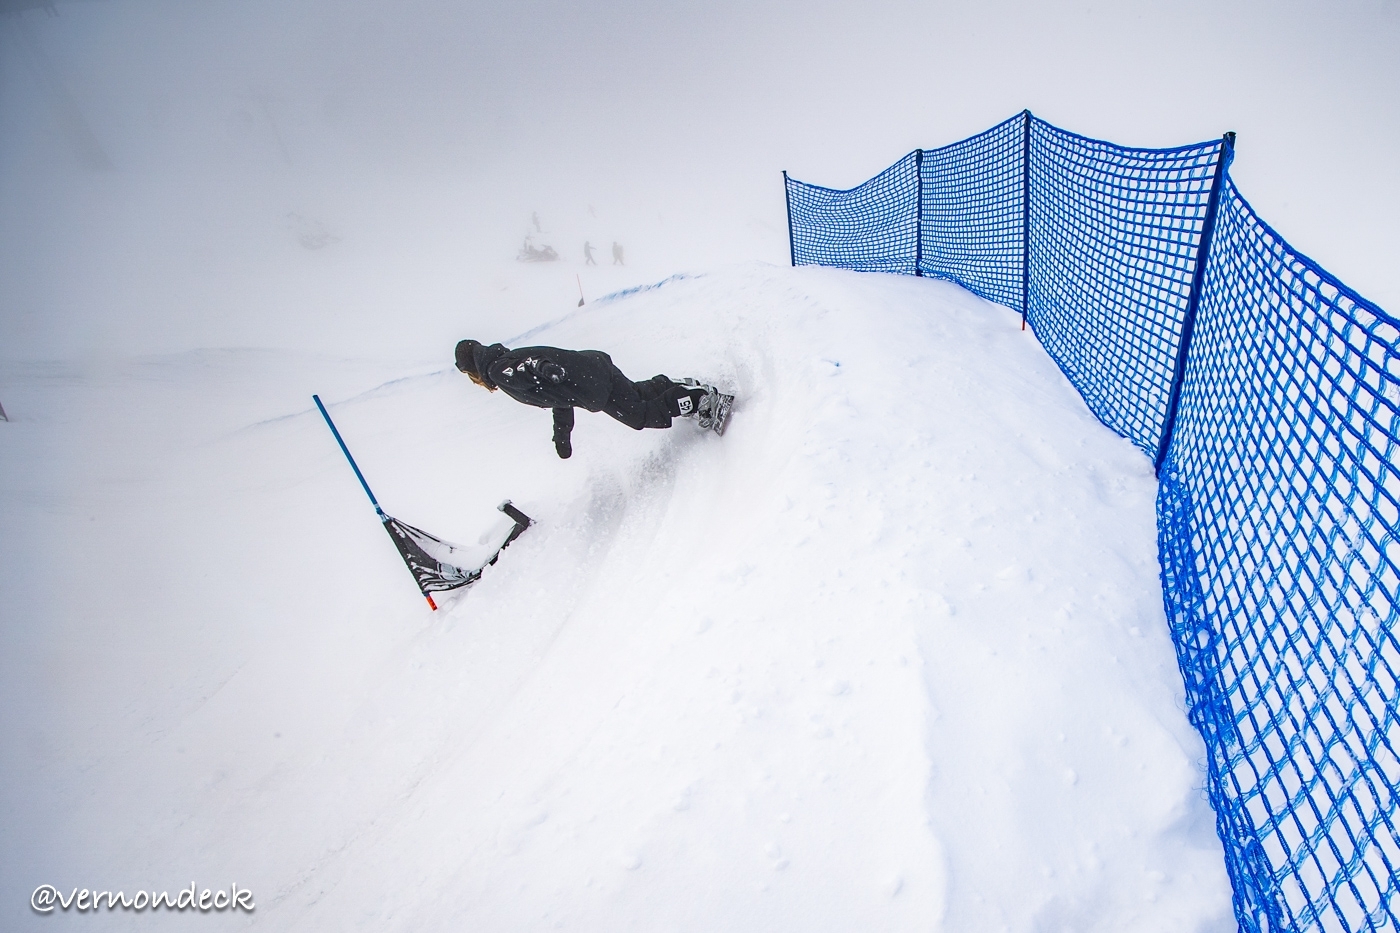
[455, 340, 731, 458]
[612, 241, 625, 265]
[583, 241, 597, 265]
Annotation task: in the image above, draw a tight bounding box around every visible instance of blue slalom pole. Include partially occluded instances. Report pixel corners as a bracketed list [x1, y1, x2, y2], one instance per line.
[314, 393, 442, 609]
[313, 394, 386, 521]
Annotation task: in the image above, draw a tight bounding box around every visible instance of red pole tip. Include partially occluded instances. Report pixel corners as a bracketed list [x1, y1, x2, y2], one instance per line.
[425, 594, 438, 611]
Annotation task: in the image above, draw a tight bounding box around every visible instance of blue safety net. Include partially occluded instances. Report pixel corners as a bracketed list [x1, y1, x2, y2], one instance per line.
[917, 114, 1025, 310]
[786, 152, 919, 273]
[785, 115, 1400, 933]
[785, 116, 1025, 303]
[1027, 121, 1225, 456]
[1161, 180, 1400, 933]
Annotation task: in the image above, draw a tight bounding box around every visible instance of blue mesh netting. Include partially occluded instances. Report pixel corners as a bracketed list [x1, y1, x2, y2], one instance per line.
[786, 151, 919, 273]
[1161, 180, 1400, 933]
[785, 114, 1400, 933]
[918, 114, 1025, 310]
[1027, 121, 1225, 456]
[785, 115, 1025, 302]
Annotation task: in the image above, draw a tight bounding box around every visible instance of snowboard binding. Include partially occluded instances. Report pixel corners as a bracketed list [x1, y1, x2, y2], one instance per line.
[681, 378, 735, 436]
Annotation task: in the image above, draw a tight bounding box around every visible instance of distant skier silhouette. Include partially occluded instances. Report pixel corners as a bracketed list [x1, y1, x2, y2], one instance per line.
[455, 340, 731, 458]
[612, 242, 625, 265]
[583, 241, 597, 265]
[531, 211, 542, 232]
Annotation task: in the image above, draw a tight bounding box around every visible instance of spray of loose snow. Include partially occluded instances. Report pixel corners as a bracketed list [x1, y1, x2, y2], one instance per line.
[0, 263, 1232, 931]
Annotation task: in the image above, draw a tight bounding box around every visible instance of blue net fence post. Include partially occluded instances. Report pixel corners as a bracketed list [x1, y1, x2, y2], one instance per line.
[1021, 109, 1032, 330]
[1155, 131, 1236, 475]
[914, 149, 925, 276]
[784, 113, 1400, 933]
[782, 170, 796, 267]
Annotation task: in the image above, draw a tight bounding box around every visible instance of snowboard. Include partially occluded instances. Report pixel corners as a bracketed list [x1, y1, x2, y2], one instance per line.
[709, 392, 734, 435]
[697, 392, 733, 437]
[682, 378, 735, 435]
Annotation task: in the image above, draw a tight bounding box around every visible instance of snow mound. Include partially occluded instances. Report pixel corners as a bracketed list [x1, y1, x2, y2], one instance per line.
[0, 263, 1232, 931]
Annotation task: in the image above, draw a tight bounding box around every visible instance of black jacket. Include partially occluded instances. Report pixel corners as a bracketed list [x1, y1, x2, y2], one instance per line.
[468, 342, 655, 458]
[468, 343, 619, 413]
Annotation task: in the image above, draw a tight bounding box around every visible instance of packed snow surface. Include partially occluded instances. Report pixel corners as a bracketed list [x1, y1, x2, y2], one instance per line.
[0, 264, 1233, 930]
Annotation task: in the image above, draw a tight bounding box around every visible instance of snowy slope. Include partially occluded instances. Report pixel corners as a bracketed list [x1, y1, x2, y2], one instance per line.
[0, 264, 1232, 931]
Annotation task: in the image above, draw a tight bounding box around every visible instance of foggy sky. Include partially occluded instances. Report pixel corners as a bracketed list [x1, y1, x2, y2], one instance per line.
[1, 0, 1397, 358]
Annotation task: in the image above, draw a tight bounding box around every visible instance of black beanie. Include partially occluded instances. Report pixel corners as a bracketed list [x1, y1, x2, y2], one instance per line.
[455, 339, 481, 375]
